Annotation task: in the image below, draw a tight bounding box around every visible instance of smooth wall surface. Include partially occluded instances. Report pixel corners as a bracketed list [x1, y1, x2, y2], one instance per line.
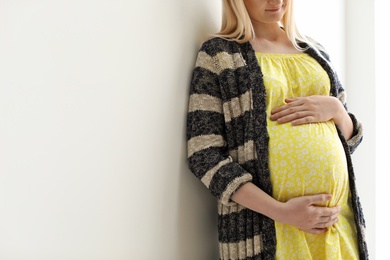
[375, 0, 388, 258]
[0, 1, 221, 259]
[0, 1, 375, 259]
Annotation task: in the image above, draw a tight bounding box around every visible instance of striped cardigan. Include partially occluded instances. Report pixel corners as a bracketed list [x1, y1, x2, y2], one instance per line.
[186, 37, 369, 260]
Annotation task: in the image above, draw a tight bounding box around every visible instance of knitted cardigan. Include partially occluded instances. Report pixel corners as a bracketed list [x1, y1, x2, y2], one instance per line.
[186, 37, 368, 260]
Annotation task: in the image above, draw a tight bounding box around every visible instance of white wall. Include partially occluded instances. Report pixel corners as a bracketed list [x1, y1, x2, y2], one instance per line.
[375, 0, 388, 259]
[0, 1, 221, 259]
[0, 1, 375, 259]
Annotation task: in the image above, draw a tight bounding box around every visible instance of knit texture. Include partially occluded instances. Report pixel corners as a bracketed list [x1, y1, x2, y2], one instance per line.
[186, 37, 368, 260]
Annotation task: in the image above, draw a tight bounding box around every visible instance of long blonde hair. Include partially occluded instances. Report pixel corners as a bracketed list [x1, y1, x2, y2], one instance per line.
[216, 0, 320, 51]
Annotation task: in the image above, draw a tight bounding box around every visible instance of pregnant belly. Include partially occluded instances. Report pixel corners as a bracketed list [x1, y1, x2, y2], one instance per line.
[268, 120, 349, 207]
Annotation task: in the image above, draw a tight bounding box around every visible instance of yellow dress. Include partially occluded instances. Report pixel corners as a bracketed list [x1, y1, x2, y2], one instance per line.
[256, 53, 359, 260]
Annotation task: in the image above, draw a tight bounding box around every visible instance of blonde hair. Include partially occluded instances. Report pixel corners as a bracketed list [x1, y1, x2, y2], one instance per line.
[216, 0, 321, 51]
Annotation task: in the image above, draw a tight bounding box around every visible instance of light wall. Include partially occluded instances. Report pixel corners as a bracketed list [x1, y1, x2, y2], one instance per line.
[375, 0, 387, 259]
[0, 1, 221, 259]
[0, 1, 375, 259]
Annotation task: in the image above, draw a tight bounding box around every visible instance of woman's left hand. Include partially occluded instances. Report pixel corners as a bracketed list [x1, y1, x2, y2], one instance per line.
[270, 95, 343, 126]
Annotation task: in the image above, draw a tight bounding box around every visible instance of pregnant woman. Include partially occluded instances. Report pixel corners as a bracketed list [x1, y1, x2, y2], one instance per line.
[186, 0, 369, 259]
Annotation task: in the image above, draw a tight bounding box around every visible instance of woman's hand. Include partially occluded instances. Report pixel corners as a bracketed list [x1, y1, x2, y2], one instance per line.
[270, 95, 354, 139]
[275, 194, 340, 234]
[270, 95, 343, 126]
[231, 183, 340, 234]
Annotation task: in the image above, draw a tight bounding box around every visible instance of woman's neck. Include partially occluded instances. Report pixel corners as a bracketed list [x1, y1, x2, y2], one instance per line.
[250, 24, 301, 54]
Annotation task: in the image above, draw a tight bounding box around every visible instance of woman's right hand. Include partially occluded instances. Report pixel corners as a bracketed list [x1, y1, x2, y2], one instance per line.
[276, 194, 341, 234]
[231, 183, 340, 234]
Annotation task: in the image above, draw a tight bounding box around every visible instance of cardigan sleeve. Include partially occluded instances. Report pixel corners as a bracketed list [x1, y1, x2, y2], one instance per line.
[186, 45, 253, 206]
[336, 91, 363, 154]
[347, 113, 363, 153]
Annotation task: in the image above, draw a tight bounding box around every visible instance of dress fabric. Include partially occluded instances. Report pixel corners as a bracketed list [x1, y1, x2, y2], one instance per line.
[256, 53, 359, 260]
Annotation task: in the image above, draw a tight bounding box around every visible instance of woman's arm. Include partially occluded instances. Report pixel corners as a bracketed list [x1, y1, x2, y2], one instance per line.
[269, 95, 354, 139]
[187, 44, 254, 206]
[231, 182, 340, 234]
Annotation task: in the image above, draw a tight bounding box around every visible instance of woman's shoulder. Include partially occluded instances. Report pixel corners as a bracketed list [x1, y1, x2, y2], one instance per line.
[198, 36, 245, 56]
[301, 36, 331, 61]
